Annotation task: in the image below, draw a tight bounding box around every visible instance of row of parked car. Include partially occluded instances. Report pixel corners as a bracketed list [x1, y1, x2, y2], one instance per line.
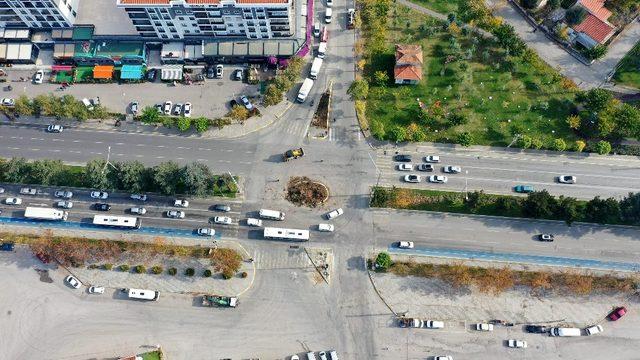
[156, 101, 193, 117]
[292, 350, 339, 360]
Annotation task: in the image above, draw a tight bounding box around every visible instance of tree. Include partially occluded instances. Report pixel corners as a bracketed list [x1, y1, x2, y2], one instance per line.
[176, 116, 192, 132]
[548, 0, 561, 8]
[347, 79, 369, 100]
[566, 114, 581, 129]
[263, 84, 283, 106]
[523, 190, 558, 219]
[373, 70, 389, 87]
[375, 252, 392, 271]
[584, 45, 608, 60]
[140, 106, 160, 124]
[521, 0, 541, 9]
[389, 126, 407, 142]
[492, 23, 526, 57]
[613, 103, 640, 140]
[465, 190, 484, 210]
[0, 157, 30, 183]
[552, 138, 567, 151]
[565, 7, 587, 25]
[180, 162, 212, 196]
[576, 88, 613, 113]
[14, 95, 33, 116]
[457, 131, 473, 146]
[152, 161, 182, 195]
[29, 159, 65, 185]
[555, 195, 582, 225]
[83, 159, 112, 189]
[574, 140, 586, 152]
[620, 193, 640, 225]
[228, 105, 249, 121]
[585, 196, 621, 224]
[115, 161, 148, 193]
[194, 117, 210, 133]
[595, 140, 611, 155]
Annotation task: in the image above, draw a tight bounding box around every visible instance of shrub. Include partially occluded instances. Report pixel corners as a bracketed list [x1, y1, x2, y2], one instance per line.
[457, 131, 473, 147]
[222, 268, 234, 279]
[103, 263, 113, 270]
[595, 140, 611, 155]
[241, 271, 248, 278]
[176, 117, 191, 132]
[151, 265, 163, 274]
[194, 117, 209, 133]
[516, 135, 532, 149]
[203, 269, 212, 277]
[185, 268, 195, 276]
[375, 252, 392, 271]
[574, 140, 586, 152]
[119, 264, 130, 272]
[134, 265, 146, 274]
[531, 138, 543, 149]
[88, 264, 99, 269]
[168, 267, 177, 276]
[552, 138, 567, 151]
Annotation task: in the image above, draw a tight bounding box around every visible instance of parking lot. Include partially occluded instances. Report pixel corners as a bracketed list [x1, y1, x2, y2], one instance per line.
[1, 66, 261, 119]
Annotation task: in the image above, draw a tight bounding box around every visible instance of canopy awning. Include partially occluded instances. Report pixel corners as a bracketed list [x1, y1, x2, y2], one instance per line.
[120, 64, 144, 80]
[160, 65, 183, 81]
[52, 65, 73, 72]
[93, 65, 114, 79]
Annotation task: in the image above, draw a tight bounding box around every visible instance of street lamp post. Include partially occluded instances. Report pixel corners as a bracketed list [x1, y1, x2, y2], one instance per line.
[464, 170, 469, 200]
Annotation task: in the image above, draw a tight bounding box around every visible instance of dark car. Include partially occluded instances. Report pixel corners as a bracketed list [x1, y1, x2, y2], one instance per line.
[206, 66, 216, 79]
[608, 306, 627, 321]
[229, 99, 238, 108]
[394, 154, 412, 162]
[538, 234, 554, 242]
[525, 325, 548, 333]
[146, 68, 157, 81]
[213, 204, 231, 212]
[0, 242, 15, 251]
[417, 164, 434, 172]
[94, 203, 111, 211]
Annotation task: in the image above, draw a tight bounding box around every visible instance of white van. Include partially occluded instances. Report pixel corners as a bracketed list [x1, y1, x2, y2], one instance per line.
[247, 218, 263, 227]
[127, 288, 159, 301]
[328, 350, 339, 360]
[313, 22, 321, 37]
[259, 209, 285, 221]
[549, 327, 581, 337]
[324, 8, 332, 23]
[318, 42, 327, 59]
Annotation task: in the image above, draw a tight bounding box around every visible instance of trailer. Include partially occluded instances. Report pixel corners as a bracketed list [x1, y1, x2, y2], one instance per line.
[201, 295, 238, 308]
[309, 57, 323, 80]
[296, 78, 314, 103]
[24, 207, 68, 221]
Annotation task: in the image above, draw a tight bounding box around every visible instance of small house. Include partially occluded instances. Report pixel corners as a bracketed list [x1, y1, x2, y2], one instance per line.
[394, 44, 423, 85]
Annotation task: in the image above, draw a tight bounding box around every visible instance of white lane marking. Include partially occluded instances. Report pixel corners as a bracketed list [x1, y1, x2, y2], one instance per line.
[464, 165, 640, 181]
[176, 146, 191, 150]
[95, 141, 103, 144]
[32, 148, 40, 151]
[136, 144, 145, 147]
[72, 140, 81, 143]
[156, 156, 165, 159]
[198, 148, 212, 151]
[115, 142, 124, 145]
[8, 147, 20, 150]
[51, 149, 61, 152]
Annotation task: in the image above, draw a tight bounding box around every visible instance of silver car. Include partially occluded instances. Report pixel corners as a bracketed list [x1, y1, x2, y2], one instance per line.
[166, 210, 185, 219]
[428, 175, 448, 183]
[54, 190, 73, 199]
[57, 200, 73, 209]
[443, 165, 462, 174]
[130, 207, 147, 215]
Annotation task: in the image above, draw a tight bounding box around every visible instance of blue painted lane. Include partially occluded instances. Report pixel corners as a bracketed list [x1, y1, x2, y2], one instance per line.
[388, 246, 640, 272]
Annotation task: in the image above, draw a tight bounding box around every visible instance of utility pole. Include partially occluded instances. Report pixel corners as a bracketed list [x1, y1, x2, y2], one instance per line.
[464, 170, 469, 200]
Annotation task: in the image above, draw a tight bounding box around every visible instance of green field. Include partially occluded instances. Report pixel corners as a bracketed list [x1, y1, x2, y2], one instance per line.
[365, 4, 578, 147]
[410, 0, 459, 14]
[613, 41, 640, 89]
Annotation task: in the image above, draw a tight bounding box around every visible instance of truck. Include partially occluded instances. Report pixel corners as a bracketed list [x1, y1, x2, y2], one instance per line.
[398, 318, 423, 328]
[201, 294, 238, 308]
[318, 42, 327, 59]
[296, 78, 314, 103]
[549, 327, 581, 337]
[259, 209, 286, 221]
[283, 147, 304, 162]
[309, 57, 323, 80]
[24, 207, 68, 221]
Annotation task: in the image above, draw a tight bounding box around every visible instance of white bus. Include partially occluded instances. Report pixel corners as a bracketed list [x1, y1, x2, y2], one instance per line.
[259, 209, 285, 221]
[264, 227, 310, 241]
[127, 288, 159, 301]
[92, 215, 141, 229]
[24, 207, 68, 221]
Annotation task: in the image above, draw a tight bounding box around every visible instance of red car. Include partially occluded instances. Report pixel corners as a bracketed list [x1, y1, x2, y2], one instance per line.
[608, 307, 627, 321]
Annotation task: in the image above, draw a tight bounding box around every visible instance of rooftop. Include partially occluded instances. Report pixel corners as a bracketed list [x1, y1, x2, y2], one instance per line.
[394, 64, 422, 81]
[117, 0, 288, 4]
[578, 0, 612, 22]
[77, 0, 138, 36]
[573, 13, 616, 44]
[395, 44, 423, 65]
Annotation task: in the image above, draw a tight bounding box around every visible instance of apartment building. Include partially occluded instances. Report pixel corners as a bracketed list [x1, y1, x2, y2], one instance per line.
[0, 0, 80, 28]
[117, 0, 292, 40]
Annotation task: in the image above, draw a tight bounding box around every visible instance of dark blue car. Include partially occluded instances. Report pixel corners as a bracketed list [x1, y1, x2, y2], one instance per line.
[0, 242, 15, 251]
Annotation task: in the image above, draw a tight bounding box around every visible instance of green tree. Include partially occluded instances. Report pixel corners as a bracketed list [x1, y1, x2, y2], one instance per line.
[521, 0, 541, 9]
[523, 190, 558, 219]
[1, 157, 30, 183]
[115, 161, 148, 193]
[389, 126, 407, 142]
[595, 140, 612, 155]
[576, 88, 613, 113]
[28, 159, 65, 185]
[492, 23, 526, 56]
[620, 193, 640, 225]
[373, 70, 389, 87]
[448, 113, 468, 126]
[14, 95, 33, 116]
[565, 7, 587, 25]
[375, 252, 392, 271]
[584, 45, 608, 60]
[194, 117, 210, 133]
[613, 103, 640, 140]
[555, 195, 582, 225]
[152, 161, 182, 195]
[263, 84, 283, 106]
[457, 131, 473, 146]
[83, 159, 112, 189]
[180, 162, 212, 196]
[176, 116, 192, 132]
[229, 105, 250, 121]
[552, 138, 567, 151]
[584, 196, 621, 224]
[548, 0, 561, 8]
[347, 79, 369, 100]
[140, 106, 160, 124]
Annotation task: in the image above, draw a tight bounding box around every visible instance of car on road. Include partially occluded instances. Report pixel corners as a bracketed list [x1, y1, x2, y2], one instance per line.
[130, 207, 147, 215]
[174, 199, 189, 207]
[397, 241, 414, 249]
[56, 200, 73, 209]
[34, 70, 44, 84]
[173, 103, 183, 116]
[394, 154, 412, 162]
[54, 190, 73, 199]
[397, 163, 412, 171]
[47, 124, 64, 133]
[514, 185, 534, 193]
[538, 234, 554, 242]
[0, 187, 4, 194]
[166, 210, 185, 219]
[240, 95, 254, 111]
[585, 324, 603, 335]
[215, 64, 224, 78]
[233, 69, 243, 81]
[318, 223, 335, 232]
[475, 323, 494, 331]
[214, 216, 233, 225]
[197, 228, 215, 236]
[428, 175, 448, 183]
[20, 187, 37, 195]
[433, 356, 453, 360]
[93, 203, 111, 211]
[326, 208, 344, 220]
[89, 286, 105, 294]
[183, 102, 192, 117]
[2, 98, 15, 107]
[0, 242, 15, 251]
[130, 194, 147, 201]
[557, 175, 577, 184]
[424, 320, 445, 329]
[65, 275, 82, 289]
[213, 204, 231, 212]
[443, 165, 462, 174]
[507, 339, 527, 348]
[608, 307, 627, 321]
[5, 197, 22, 205]
[525, 324, 548, 333]
[90, 191, 108, 199]
[247, 218, 263, 227]
[417, 163, 434, 172]
[130, 101, 139, 115]
[163, 101, 173, 115]
[424, 155, 440, 163]
[403, 174, 421, 183]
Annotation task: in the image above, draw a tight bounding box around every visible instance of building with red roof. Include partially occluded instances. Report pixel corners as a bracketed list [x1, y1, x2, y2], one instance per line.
[394, 44, 423, 85]
[569, 0, 616, 48]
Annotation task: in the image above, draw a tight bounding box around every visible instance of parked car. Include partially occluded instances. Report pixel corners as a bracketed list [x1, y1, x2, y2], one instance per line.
[146, 68, 158, 81]
[557, 175, 577, 184]
[433, 356, 453, 360]
[20, 187, 37, 195]
[325, 208, 344, 220]
[5, 197, 22, 205]
[424, 320, 445, 329]
[397, 241, 414, 249]
[54, 190, 73, 199]
[233, 69, 243, 81]
[514, 185, 534, 193]
[47, 124, 64, 133]
[525, 325, 548, 333]
[65, 275, 82, 289]
[318, 223, 335, 232]
[90, 191, 108, 199]
[0, 187, 4, 194]
[417, 164, 434, 172]
[443, 165, 462, 174]
[247, 218, 263, 227]
[475, 323, 494, 331]
[608, 307, 627, 321]
[130, 101, 139, 115]
[173, 103, 183, 116]
[404, 174, 421, 183]
[166, 210, 185, 219]
[0, 242, 15, 251]
[130, 194, 147, 201]
[174, 199, 189, 207]
[394, 154, 412, 162]
[240, 95, 254, 111]
[130, 207, 147, 215]
[183, 102, 192, 117]
[229, 99, 239, 108]
[318, 351, 328, 360]
[197, 228, 215, 236]
[56, 200, 73, 209]
[94, 203, 111, 211]
[424, 155, 440, 163]
[155, 104, 163, 114]
[214, 216, 233, 225]
[213, 204, 231, 212]
[206, 66, 216, 79]
[585, 324, 603, 336]
[215, 64, 224, 78]
[538, 234, 554, 242]
[428, 175, 448, 183]
[2, 98, 15, 107]
[163, 101, 173, 115]
[89, 286, 105, 294]
[397, 163, 412, 171]
[34, 70, 44, 84]
[507, 339, 527, 348]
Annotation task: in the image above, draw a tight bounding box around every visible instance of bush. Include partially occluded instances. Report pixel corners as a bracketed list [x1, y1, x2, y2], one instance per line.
[241, 271, 248, 278]
[565, 7, 587, 25]
[552, 138, 567, 151]
[103, 263, 113, 270]
[168, 267, 177, 276]
[222, 268, 234, 279]
[134, 265, 147, 274]
[151, 265, 163, 274]
[185, 268, 195, 276]
[176, 117, 191, 132]
[194, 117, 210, 133]
[119, 264, 130, 272]
[203, 269, 212, 277]
[595, 140, 611, 155]
[375, 252, 392, 271]
[574, 140, 586, 152]
[457, 131, 473, 147]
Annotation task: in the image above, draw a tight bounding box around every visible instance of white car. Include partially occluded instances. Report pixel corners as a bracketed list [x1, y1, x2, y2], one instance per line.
[197, 228, 215, 236]
[5, 197, 22, 205]
[397, 163, 412, 171]
[290, 355, 300, 360]
[34, 70, 44, 84]
[443, 165, 462, 174]
[173, 103, 183, 116]
[47, 124, 63, 133]
[65, 275, 82, 289]
[424, 155, 440, 163]
[424, 320, 445, 329]
[475, 323, 494, 331]
[434, 356, 453, 360]
[90, 191, 108, 199]
[89, 286, 105, 294]
[428, 175, 448, 183]
[397, 241, 414, 249]
[130, 207, 147, 215]
[240, 95, 254, 111]
[174, 199, 189, 207]
[558, 175, 577, 184]
[166, 210, 185, 219]
[318, 223, 335, 232]
[325, 208, 344, 220]
[318, 351, 328, 360]
[214, 216, 233, 225]
[57, 200, 73, 209]
[2, 98, 15, 107]
[247, 218, 263, 227]
[215, 64, 224, 78]
[130, 101, 139, 115]
[183, 102, 192, 117]
[507, 339, 528, 348]
[20, 187, 37, 195]
[585, 324, 603, 335]
[54, 190, 73, 199]
[404, 174, 421, 183]
[163, 100, 173, 115]
[130, 194, 147, 201]
[0, 187, 4, 194]
[233, 69, 243, 81]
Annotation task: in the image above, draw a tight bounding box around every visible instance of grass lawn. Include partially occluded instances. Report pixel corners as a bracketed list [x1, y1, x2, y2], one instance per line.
[140, 350, 162, 360]
[410, 0, 459, 15]
[613, 41, 640, 89]
[365, 4, 578, 147]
